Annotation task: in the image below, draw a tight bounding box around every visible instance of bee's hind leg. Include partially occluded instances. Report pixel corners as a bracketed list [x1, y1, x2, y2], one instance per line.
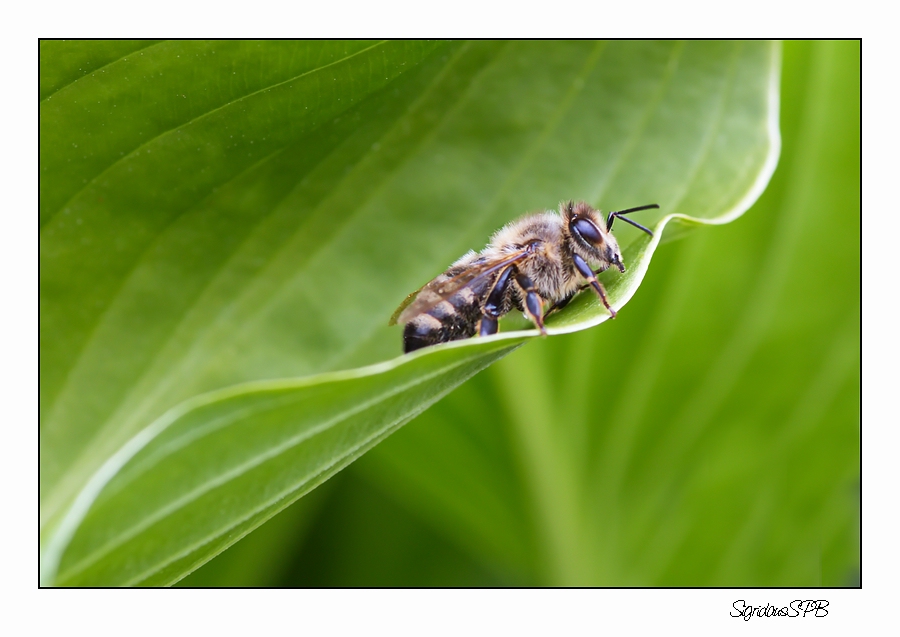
[478, 316, 498, 336]
[478, 266, 515, 338]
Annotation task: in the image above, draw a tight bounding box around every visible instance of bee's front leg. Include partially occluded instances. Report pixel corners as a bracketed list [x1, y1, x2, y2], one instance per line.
[572, 253, 616, 318]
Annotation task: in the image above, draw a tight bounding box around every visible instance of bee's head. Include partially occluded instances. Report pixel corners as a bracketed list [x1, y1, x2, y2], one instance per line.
[562, 201, 625, 273]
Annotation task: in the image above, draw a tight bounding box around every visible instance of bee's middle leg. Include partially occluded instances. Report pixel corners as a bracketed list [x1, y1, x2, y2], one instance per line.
[515, 273, 547, 335]
[546, 291, 578, 317]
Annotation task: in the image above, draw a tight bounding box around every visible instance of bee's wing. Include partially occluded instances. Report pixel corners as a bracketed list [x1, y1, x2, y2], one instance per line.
[388, 284, 427, 326]
[390, 249, 531, 326]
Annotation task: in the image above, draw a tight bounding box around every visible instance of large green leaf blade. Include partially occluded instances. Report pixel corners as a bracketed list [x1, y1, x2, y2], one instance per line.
[46, 338, 521, 586]
[40, 40, 779, 585]
[40, 39, 451, 520]
[353, 41, 857, 587]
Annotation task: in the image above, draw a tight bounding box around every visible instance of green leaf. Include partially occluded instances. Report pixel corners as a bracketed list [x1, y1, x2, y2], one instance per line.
[352, 40, 859, 586]
[40, 40, 779, 585]
[45, 338, 520, 586]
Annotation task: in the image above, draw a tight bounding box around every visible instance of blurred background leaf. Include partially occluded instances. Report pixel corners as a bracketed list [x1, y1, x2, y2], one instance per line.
[39, 40, 856, 588]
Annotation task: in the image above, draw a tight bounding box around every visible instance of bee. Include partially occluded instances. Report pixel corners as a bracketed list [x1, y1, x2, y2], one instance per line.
[390, 201, 658, 353]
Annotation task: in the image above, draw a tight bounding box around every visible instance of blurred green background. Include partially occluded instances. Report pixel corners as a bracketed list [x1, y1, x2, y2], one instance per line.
[177, 40, 860, 587]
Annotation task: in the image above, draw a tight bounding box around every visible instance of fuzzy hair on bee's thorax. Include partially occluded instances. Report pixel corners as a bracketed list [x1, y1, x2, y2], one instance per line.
[483, 211, 577, 303]
[483, 203, 622, 303]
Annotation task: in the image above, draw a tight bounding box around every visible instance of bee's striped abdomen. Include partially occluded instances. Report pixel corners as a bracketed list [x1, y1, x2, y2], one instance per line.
[402, 282, 487, 353]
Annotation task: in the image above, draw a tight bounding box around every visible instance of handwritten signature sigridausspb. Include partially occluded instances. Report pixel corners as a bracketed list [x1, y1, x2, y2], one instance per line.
[731, 600, 829, 621]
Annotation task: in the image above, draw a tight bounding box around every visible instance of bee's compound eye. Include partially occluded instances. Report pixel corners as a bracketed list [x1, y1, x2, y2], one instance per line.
[573, 218, 602, 245]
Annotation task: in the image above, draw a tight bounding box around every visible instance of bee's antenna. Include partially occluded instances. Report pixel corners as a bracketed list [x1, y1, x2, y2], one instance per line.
[606, 203, 658, 237]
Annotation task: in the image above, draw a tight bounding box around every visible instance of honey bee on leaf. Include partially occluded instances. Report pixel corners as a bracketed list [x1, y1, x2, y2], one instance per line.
[391, 201, 657, 353]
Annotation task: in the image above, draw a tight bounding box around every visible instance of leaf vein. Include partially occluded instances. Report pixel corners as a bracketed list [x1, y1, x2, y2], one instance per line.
[40, 40, 165, 104]
[42, 40, 390, 229]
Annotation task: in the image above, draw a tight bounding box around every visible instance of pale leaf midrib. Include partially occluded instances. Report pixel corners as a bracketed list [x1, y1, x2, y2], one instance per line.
[41, 42, 481, 522]
[53, 347, 507, 584]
